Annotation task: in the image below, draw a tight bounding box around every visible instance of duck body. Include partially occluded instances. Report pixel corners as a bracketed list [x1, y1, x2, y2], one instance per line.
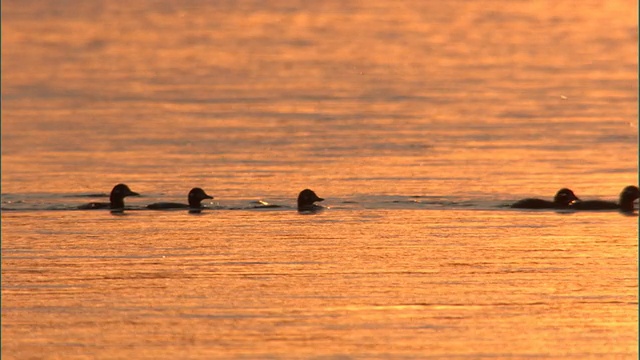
[570, 185, 639, 212]
[510, 188, 580, 209]
[297, 189, 324, 212]
[510, 198, 558, 209]
[569, 200, 618, 211]
[147, 187, 213, 210]
[78, 184, 139, 211]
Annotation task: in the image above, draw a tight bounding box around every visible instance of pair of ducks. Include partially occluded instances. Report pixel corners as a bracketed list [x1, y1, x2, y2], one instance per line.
[510, 186, 639, 213]
[79, 185, 324, 212]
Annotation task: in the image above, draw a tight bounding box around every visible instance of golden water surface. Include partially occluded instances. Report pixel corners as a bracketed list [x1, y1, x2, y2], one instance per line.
[2, 1, 638, 359]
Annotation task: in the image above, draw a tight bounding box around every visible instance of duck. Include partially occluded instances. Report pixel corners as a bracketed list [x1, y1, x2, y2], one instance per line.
[147, 187, 214, 211]
[297, 189, 324, 212]
[510, 188, 580, 209]
[78, 184, 139, 211]
[569, 185, 639, 213]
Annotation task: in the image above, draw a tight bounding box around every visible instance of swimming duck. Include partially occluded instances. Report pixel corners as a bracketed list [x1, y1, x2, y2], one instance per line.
[569, 185, 639, 213]
[297, 189, 324, 212]
[147, 187, 214, 211]
[510, 188, 580, 209]
[78, 184, 139, 211]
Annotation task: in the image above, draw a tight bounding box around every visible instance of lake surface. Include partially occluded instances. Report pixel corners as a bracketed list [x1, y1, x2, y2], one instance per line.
[2, 1, 638, 359]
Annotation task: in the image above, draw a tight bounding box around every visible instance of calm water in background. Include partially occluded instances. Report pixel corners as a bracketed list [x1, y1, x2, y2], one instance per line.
[2, 1, 638, 359]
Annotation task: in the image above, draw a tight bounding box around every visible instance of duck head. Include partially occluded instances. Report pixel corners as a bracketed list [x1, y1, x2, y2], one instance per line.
[554, 188, 580, 207]
[188, 187, 214, 208]
[297, 189, 324, 210]
[110, 183, 139, 210]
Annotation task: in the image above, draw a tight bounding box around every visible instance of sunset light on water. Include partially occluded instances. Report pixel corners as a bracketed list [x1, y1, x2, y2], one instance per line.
[2, 1, 638, 358]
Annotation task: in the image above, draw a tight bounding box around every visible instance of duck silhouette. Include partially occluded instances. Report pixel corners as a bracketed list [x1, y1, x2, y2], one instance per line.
[570, 185, 639, 213]
[297, 189, 325, 212]
[147, 187, 214, 212]
[510, 188, 580, 209]
[78, 184, 139, 212]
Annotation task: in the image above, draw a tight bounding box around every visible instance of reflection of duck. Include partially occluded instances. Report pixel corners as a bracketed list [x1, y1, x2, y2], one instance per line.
[78, 184, 139, 211]
[297, 189, 324, 212]
[147, 188, 213, 211]
[570, 185, 639, 213]
[510, 188, 580, 209]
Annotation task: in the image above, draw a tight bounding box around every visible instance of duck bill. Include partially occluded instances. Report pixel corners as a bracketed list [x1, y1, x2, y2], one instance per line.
[128, 191, 140, 197]
[316, 197, 325, 202]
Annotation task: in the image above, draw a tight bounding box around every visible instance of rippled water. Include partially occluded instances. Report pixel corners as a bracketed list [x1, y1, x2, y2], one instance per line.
[2, 1, 638, 359]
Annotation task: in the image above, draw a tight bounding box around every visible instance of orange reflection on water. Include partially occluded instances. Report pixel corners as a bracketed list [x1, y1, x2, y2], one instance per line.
[2, 0, 638, 358]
